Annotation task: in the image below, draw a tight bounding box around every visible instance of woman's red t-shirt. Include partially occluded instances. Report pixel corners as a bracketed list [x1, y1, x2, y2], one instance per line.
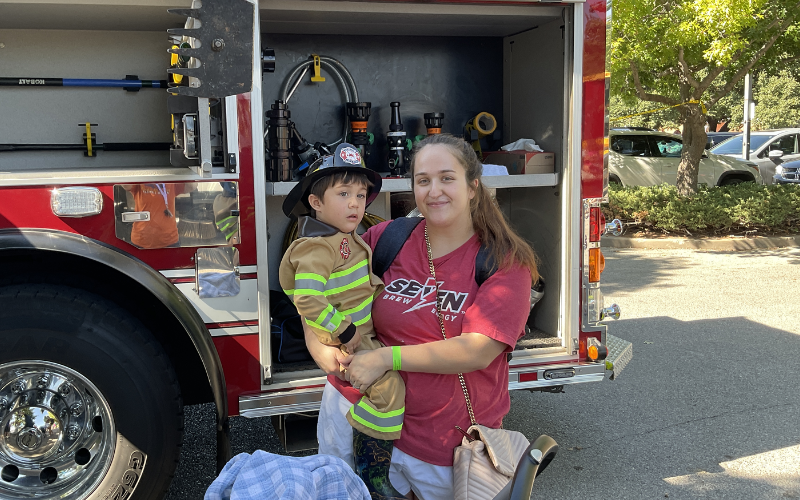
[330, 220, 532, 466]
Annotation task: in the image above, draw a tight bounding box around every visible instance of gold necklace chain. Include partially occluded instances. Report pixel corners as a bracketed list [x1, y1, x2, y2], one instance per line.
[424, 225, 477, 426]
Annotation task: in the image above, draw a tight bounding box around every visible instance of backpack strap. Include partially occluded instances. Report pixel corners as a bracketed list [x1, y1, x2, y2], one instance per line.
[474, 244, 496, 286]
[373, 217, 499, 286]
[372, 217, 424, 279]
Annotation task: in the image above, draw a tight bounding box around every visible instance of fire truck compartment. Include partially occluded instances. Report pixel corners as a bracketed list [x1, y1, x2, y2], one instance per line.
[257, 7, 574, 379]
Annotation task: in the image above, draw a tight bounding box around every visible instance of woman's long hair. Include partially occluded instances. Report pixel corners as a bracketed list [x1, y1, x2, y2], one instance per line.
[410, 134, 539, 282]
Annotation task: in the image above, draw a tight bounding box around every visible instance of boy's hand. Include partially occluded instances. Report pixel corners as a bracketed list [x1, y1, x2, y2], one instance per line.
[303, 322, 347, 380]
[343, 330, 362, 355]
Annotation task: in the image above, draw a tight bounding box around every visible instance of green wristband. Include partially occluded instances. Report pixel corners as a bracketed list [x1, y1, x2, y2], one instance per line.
[392, 346, 402, 371]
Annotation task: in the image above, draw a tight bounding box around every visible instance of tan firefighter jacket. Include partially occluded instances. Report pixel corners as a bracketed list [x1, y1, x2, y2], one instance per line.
[279, 217, 384, 346]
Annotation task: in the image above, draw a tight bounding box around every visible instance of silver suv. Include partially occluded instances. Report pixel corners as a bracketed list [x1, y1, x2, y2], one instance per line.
[710, 128, 800, 184]
[609, 130, 761, 187]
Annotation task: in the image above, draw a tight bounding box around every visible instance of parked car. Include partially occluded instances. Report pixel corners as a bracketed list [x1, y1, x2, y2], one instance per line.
[706, 131, 739, 148]
[774, 158, 800, 184]
[710, 128, 800, 184]
[608, 130, 761, 187]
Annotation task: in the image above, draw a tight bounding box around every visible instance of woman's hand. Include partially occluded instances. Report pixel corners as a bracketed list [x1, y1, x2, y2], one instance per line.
[304, 325, 347, 380]
[341, 347, 392, 393]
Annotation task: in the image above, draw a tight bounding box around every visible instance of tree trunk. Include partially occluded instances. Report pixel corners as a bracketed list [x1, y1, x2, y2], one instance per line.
[676, 105, 708, 196]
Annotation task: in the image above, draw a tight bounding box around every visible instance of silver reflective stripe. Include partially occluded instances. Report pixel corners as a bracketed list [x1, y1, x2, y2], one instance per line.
[351, 403, 404, 429]
[348, 301, 372, 325]
[317, 308, 337, 332]
[326, 263, 369, 291]
[294, 279, 326, 293]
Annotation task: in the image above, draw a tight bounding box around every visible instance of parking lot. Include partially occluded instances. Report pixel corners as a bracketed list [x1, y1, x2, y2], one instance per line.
[168, 246, 800, 499]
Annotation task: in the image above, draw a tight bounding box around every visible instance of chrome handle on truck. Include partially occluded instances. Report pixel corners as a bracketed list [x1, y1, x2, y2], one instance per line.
[600, 303, 621, 321]
[605, 219, 623, 236]
[121, 211, 150, 222]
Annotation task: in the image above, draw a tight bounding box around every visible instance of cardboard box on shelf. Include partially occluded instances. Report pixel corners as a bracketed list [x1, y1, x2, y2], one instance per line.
[482, 150, 555, 175]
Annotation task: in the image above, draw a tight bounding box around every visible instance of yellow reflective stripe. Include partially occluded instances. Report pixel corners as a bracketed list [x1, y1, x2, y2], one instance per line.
[313, 304, 335, 326]
[295, 273, 327, 284]
[329, 259, 368, 279]
[304, 316, 344, 333]
[342, 295, 373, 326]
[287, 289, 324, 296]
[304, 317, 326, 330]
[324, 274, 370, 296]
[340, 295, 373, 315]
[349, 406, 403, 434]
[305, 305, 345, 333]
[330, 310, 345, 329]
[327, 261, 370, 291]
[357, 399, 405, 418]
[352, 314, 371, 327]
[217, 215, 236, 224]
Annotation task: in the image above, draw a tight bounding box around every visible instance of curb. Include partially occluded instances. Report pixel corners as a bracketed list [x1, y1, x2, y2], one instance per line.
[601, 234, 800, 251]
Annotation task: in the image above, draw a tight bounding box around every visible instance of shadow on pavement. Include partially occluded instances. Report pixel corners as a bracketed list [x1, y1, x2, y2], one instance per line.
[602, 248, 693, 295]
[505, 315, 800, 499]
[166, 405, 314, 499]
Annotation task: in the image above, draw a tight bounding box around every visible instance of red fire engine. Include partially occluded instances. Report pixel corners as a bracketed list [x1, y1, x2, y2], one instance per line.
[0, 0, 631, 498]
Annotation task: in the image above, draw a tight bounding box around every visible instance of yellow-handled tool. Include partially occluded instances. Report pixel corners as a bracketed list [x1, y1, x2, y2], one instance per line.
[464, 112, 497, 156]
[310, 54, 326, 82]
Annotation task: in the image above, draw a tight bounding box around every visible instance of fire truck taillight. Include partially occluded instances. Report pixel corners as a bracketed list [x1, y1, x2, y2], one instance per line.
[588, 248, 605, 282]
[589, 207, 605, 242]
[583, 199, 621, 327]
[519, 372, 538, 382]
[51, 187, 103, 217]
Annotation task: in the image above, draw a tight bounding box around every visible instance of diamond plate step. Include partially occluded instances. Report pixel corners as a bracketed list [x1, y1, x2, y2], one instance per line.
[605, 333, 633, 380]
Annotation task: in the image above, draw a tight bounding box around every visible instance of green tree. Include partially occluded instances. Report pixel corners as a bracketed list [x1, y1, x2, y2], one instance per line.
[609, 0, 800, 195]
[609, 94, 681, 130]
[753, 71, 800, 128]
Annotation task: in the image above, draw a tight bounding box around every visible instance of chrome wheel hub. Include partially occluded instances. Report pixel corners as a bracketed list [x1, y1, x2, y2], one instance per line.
[0, 361, 115, 499]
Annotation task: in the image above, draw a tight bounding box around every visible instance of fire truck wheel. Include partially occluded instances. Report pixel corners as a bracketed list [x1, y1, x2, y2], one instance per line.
[0, 284, 183, 500]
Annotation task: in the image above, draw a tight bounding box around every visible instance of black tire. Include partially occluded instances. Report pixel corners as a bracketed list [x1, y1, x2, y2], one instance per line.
[609, 175, 623, 187]
[719, 177, 748, 186]
[0, 284, 183, 500]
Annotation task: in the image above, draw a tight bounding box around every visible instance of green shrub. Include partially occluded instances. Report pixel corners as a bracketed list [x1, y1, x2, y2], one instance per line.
[602, 183, 800, 235]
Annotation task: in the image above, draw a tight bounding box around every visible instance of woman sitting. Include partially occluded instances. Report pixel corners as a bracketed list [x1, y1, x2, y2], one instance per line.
[305, 133, 539, 500]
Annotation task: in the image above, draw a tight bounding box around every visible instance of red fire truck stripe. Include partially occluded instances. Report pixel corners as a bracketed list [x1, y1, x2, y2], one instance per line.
[206, 320, 259, 330]
[167, 277, 195, 284]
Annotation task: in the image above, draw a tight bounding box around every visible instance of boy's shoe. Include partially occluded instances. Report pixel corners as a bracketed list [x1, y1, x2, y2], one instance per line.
[353, 429, 406, 500]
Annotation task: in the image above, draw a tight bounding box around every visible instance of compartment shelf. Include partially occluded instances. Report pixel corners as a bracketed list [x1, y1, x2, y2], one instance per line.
[266, 173, 558, 196]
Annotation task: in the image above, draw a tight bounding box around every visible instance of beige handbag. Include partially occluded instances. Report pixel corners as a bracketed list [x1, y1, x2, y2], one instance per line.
[424, 226, 530, 500]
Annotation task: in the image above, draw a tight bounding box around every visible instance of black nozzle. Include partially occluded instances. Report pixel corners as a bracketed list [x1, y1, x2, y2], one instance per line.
[289, 122, 313, 159]
[389, 102, 404, 132]
[346, 102, 372, 122]
[267, 100, 289, 116]
[266, 100, 292, 181]
[424, 112, 444, 130]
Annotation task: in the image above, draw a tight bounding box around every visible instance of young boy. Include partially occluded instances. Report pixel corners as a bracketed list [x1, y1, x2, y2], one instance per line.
[279, 143, 405, 498]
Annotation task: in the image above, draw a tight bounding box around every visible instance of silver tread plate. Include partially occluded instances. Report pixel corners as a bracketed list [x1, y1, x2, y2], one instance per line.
[605, 333, 633, 380]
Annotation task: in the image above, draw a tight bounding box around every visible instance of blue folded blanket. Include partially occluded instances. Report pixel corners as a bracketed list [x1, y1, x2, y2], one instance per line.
[204, 451, 370, 500]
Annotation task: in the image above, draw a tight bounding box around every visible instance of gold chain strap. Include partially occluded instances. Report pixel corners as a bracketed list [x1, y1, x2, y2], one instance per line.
[424, 225, 477, 427]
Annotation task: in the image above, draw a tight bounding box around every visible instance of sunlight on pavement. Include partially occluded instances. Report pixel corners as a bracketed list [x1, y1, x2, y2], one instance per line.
[664, 444, 800, 496]
[602, 248, 800, 336]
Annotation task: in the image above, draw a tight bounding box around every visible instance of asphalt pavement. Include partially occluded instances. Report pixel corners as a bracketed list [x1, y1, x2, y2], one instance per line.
[167, 246, 800, 499]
